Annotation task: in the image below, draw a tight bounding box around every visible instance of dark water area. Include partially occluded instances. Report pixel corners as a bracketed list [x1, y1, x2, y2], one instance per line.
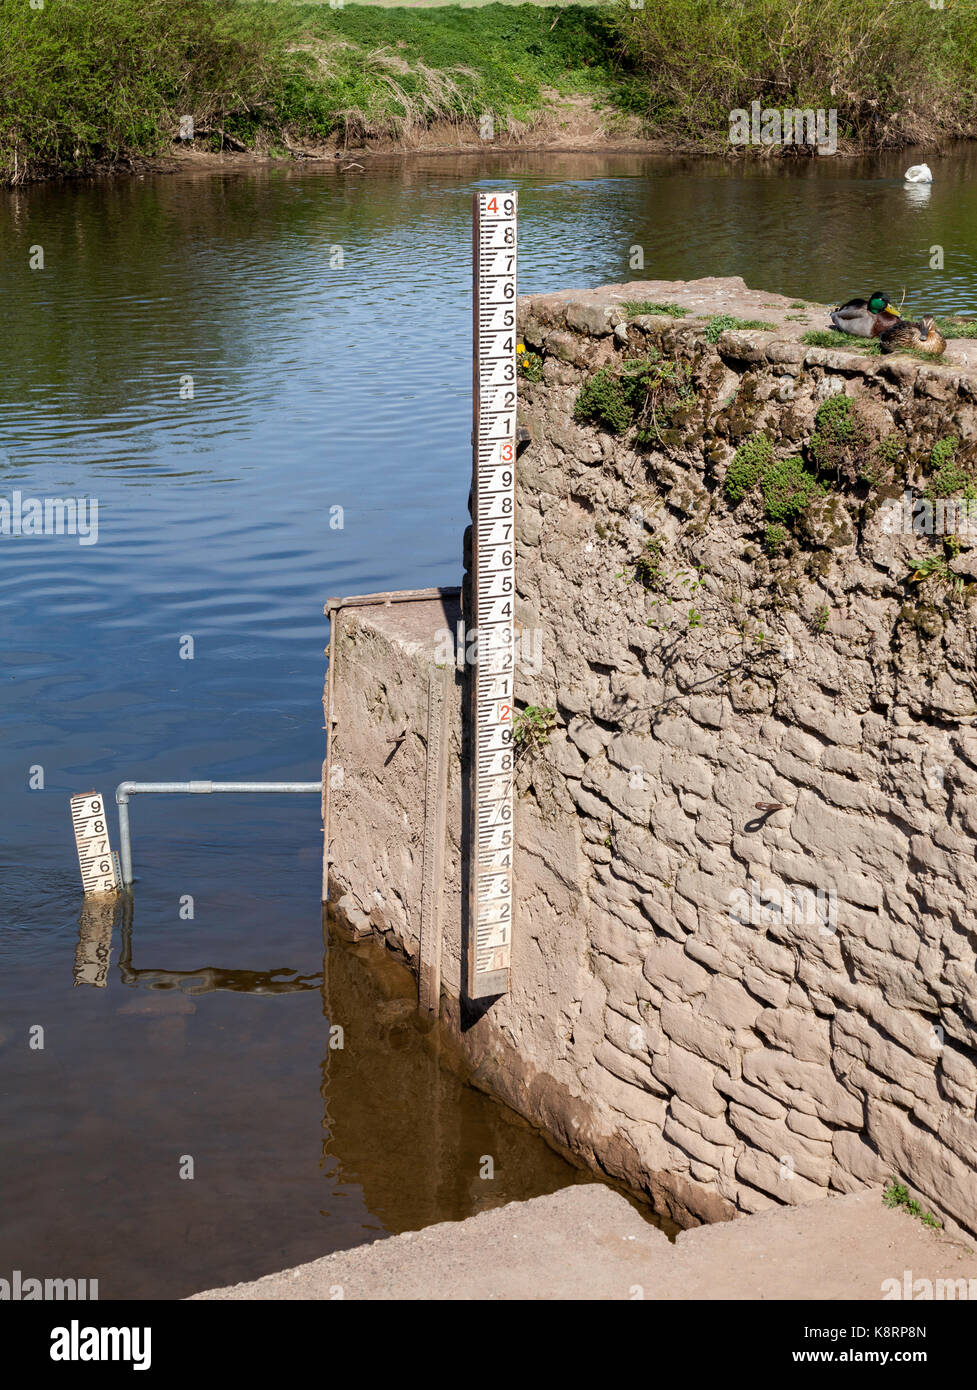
[1, 147, 976, 1297]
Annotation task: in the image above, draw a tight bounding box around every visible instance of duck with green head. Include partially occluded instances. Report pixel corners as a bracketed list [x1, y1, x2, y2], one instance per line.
[829, 292, 900, 338]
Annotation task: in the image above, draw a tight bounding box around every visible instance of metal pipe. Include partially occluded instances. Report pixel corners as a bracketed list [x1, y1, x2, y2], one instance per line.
[114, 780, 322, 887]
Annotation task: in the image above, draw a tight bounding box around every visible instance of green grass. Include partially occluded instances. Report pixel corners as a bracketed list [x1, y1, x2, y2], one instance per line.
[0, 0, 622, 182]
[803, 330, 882, 356]
[289, 1, 620, 137]
[622, 300, 690, 319]
[293, 0, 605, 6]
[935, 317, 977, 340]
[803, 326, 969, 362]
[705, 315, 775, 343]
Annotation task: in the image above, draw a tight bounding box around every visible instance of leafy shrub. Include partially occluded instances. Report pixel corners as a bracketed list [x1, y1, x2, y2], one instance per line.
[612, 0, 977, 148]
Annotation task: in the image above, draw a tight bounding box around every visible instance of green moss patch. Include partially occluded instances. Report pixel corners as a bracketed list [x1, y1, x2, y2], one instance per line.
[725, 433, 773, 501]
[622, 301, 690, 319]
[802, 330, 881, 356]
[761, 455, 823, 523]
[925, 437, 977, 501]
[705, 315, 775, 343]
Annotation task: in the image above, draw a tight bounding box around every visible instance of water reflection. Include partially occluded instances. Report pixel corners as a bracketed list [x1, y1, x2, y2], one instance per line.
[115, 902, 322, 996]
[52, 891, 590, 1294]
[318, 906, 594, 1235]
[73, 894, 121, 988]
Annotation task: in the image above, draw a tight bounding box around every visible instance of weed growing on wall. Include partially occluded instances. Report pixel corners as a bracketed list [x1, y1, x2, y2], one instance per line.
[883, 1179, 942, 1230]
[926, 438, 977, 501]
[512, 705, 557, 755]
[724, 433, 773, 502]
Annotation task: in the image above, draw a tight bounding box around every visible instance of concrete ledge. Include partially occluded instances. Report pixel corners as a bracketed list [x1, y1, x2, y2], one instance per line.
[192, 1184, 977, 1301]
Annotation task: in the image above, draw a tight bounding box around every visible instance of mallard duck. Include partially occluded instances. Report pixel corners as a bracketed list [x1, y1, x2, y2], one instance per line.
[829, 293, 901, 338]
[879, 314, 947, 357]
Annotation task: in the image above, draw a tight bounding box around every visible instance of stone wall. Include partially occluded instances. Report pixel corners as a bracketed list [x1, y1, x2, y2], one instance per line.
[327, 278, 977, 1238]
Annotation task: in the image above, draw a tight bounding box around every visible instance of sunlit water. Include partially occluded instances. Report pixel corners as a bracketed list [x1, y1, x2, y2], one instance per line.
[1, 147, 976, 1297]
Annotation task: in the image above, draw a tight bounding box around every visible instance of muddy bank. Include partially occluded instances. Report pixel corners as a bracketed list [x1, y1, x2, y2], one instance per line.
[16, 126, 973, 189]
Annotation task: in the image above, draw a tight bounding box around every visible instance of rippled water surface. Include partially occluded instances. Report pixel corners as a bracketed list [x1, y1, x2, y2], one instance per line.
[2, 148, 976, 1297]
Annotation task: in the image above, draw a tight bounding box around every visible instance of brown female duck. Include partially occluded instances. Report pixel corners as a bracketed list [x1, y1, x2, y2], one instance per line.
[879, 314, 947, 356]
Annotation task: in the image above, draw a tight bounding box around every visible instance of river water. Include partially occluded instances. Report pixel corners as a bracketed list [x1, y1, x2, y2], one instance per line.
[1, 148, 975, 1298]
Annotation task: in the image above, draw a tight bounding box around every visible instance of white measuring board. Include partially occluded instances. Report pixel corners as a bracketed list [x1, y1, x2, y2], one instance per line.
[469, 189, 517, 1000]
[70, 791, 120, 896]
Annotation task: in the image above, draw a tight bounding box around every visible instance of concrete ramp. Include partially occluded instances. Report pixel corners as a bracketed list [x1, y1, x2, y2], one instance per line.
[192, 1183, 977, 1300]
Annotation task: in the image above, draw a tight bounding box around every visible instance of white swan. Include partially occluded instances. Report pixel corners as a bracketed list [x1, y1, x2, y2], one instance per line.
[904, 164, 933, 183]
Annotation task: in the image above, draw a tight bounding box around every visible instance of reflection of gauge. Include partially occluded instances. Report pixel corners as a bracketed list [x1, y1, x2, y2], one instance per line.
[115, 906, 321, 997]
[72, 896, 322, 996]
[73, 895, 123, 988]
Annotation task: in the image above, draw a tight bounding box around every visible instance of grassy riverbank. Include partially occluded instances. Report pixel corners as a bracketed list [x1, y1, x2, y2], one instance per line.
[616, 0, 977, 149]
[0, 0, 622, 182]
[1, 0, 976, 184]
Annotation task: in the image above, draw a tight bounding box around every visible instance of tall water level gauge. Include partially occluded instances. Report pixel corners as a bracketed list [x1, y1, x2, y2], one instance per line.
[468, 189, 517, 1000]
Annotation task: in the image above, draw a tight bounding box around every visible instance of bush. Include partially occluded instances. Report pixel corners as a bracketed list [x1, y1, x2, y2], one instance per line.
[0, 0, 301, 180]
[611, 0, 977, 147]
